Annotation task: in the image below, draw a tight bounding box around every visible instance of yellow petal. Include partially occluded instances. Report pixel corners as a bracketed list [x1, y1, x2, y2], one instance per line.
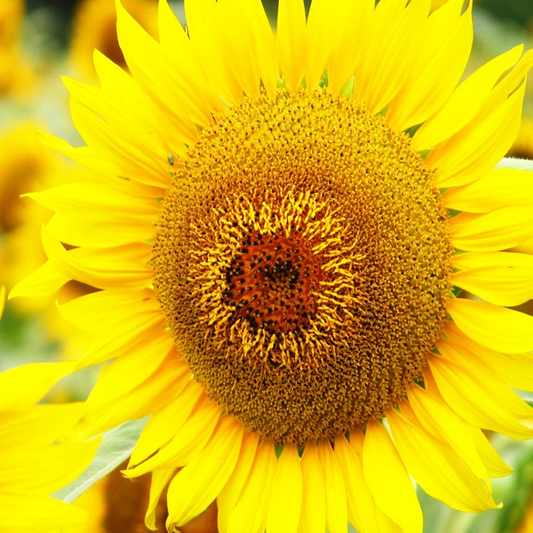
[87, 331, 174, 404]
[184, 0, 242, 105]
[58, 288, 157, 333]
[42, 227, 152, 291]
[166, 416, 243, 528]
[317, 440, 348, 533]
[470, 429, 513, 478]
[305, 0, 352, 89]
[267, 444, 303, 533]
[387, 408, 499, 512]
[327, 0, 373, 93]
[0, 403, 83, 449]
[129, 381, 204, 468]
[447, 298, 533, 354]
[80, 358, 189, 437]
[451, 251, 533, 306]
[38, 131, 165, 199]
[428, 79, 526, 188]
[226, 440, 277, 533]
[0, 362, 75, 409]
[386, 0, 473, 131]
[412, 46, 523, 151]
[125, 390, 220, 477]
[354, 0, 431, 115]
[0, 493, 88, 533]
[442, 168, 533, 213]
[217, 432, 260, 533]
[445, 321, 533, 392]
[0, 438, 100, 496]
[9, 260, 69, 300]
[298, 442, 326, 533]
[145, 468, 176, 530]
[407, 385, 488, 481]
[335, 435, 402, 533]
[277, 0, 306, 91]
[429, 349, 533, 439]
[363, 421, 422, 533]
[449, 207, 533, 252]
[116, 0, 213, 131]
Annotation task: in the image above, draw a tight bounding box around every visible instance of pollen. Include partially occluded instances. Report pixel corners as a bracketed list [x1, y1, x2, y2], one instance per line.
[151, 90, 453, 445]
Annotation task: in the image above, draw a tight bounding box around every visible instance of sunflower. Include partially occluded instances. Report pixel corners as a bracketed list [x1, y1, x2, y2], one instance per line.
[0, 359, 100, 533]
[0, 0, 36, 97]
[14, 0, 533, 531]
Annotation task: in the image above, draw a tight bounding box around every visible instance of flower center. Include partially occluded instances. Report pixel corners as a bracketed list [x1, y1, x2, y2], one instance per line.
[152, 90, 453, 445]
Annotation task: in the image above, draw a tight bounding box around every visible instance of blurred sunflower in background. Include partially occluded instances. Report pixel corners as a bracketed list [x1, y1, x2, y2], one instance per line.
[0, 0, 36, 98]
[12, 1, 533, 533]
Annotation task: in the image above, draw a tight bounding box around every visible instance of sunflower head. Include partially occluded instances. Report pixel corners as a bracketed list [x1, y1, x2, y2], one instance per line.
[152, 88, 454, 444]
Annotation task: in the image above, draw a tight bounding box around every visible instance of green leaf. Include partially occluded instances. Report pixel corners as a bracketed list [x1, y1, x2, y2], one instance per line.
[53, 417, 148, 503]
[497, 157, 533, 172]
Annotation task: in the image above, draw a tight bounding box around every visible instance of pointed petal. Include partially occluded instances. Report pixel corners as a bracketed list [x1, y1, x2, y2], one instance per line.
[447, 298, 533, 354]
[363, 421, 422, 533]
[166, 416, 244, 528]
[267, 444, 303, 533]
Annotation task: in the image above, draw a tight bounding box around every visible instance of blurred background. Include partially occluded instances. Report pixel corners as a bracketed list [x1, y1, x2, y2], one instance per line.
[1, 1, 533, 533]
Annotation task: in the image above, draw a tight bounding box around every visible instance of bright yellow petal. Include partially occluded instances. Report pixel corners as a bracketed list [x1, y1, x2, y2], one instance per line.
[451, 251, 533, 306]
[9, 260, 69, 300]
[429, 349, 533, 439]
[266, 444, 303, 533]
[327, 0, 373, 94]
[0, 493, 88, 533]
[217, 432, 260, 533]
[412, 46, 523, 151]
[226, 440, 277, 533]
[145, 468, 176, 530]
[427, 62, 530, 187]
[0, 362, 75, 410]
[362, 421, 423, 533]
[442, 168, 533, 213]
[386, 0, 473, 131]
[353, 0, 431, 115]
[165, 416, 243, 528]
[184, 0, 242, 104]
[80, 358, 189, 437]
[445, 321, 533, 392]
[317, 440, 348, 533]
[129, 381, 204, 468]
[42, 227, 152, 291]
[387, 408, 499, 512]
[116, 0, 215, 131]
[298, 442, 326, 533]
[449, 207, 533, 252]
[447, 298, 533, 354]
[277, 0, 306, 91]
[335, 435, 402, 533]
[305, 0, 352, 89]
[126, 389, 220, 476]
[471, 429, 513, 479]
[0, 438, 100, 496]
[86, 333, 174, 404]
[407, 385, 488, 481]
[0, 403, 83, 449]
